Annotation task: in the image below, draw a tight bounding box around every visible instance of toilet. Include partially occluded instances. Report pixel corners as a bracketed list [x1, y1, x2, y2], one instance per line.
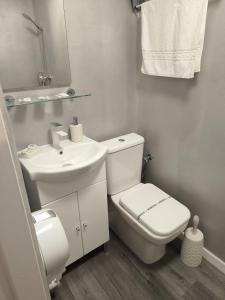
[32, 209, 70, 290]
[102, 133, 191, 264]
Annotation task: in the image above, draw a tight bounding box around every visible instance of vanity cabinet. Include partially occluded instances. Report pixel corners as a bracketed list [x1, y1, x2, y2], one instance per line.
[43, 181, 109, 266]
[25, 162, 110, 266]
[20, 138, 110, 266]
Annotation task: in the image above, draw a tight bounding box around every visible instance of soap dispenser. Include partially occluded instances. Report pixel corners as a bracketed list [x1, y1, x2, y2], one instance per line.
[70, 117, 83, 143]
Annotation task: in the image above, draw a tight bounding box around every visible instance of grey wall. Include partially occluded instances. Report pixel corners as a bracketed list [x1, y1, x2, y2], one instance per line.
[137, 0, 225, 261]
[6, 0, 225, 263]
[8, 0, 138, 150]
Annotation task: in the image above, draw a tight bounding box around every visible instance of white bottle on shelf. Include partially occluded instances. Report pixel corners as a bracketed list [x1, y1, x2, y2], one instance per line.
[70, 117, 83, 143]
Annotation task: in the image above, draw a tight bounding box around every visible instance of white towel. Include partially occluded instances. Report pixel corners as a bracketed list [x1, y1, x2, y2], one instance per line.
[141, 0, 208, 78]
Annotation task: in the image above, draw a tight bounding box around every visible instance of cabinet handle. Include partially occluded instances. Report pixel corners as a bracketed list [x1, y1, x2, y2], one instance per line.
[82, 222, 88, 230]
[75, 225, 81, 232]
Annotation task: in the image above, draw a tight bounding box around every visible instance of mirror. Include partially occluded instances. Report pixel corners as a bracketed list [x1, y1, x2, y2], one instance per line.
[0, 0, 71, 92]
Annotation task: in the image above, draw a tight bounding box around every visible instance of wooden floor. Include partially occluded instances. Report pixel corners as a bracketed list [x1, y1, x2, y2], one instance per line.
[52, 232, 225, 300]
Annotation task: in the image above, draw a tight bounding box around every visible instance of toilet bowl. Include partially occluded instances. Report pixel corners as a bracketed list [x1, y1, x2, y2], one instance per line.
[32, 209, 70, 290]
[110, 183, 190, 263]
[102, 133, 191, 263]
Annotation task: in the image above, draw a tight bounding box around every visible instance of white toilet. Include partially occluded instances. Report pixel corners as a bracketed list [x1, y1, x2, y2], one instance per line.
[102, 133, 191, 264]
[32, 209, 70, 290]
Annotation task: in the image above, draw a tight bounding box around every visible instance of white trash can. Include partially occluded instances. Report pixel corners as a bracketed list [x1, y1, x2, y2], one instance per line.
[32, 209, 70, 290]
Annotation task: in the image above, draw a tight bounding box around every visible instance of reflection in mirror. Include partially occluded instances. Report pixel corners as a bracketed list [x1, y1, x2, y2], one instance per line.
[0, 0, 71, 92]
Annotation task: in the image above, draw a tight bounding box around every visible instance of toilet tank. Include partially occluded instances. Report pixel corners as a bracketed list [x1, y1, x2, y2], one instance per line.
[102, 133, 144, 195]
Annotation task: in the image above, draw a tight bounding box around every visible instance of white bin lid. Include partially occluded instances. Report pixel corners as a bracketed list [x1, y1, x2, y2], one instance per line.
[120, 184, 169, 219]
[102, 133, 144, 154]
[139, 198, 191, 236]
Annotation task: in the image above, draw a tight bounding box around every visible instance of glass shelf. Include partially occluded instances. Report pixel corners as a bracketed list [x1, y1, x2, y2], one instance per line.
[5, 92, 91, 108]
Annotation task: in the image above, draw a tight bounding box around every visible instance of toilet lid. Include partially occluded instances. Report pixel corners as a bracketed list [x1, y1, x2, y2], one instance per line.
[120, 184, 169, 219]
[139, 198, 190, 236]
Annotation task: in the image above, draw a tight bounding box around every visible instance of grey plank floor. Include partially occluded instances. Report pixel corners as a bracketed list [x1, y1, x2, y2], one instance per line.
[52, 232, 225, 300]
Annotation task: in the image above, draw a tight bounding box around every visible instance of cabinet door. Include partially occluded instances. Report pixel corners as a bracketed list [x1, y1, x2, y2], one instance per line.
[78, 181, 109, 255]
[43, 192, 83, 266]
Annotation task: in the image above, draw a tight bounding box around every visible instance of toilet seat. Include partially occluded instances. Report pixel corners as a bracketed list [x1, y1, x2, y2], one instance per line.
[139, 197, 190, 236]
[119, 184, 190, 237]
[120, 184, 169, 219]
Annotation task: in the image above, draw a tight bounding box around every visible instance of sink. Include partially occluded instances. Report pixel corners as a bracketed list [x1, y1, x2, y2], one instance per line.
[19, 137, 107, 182]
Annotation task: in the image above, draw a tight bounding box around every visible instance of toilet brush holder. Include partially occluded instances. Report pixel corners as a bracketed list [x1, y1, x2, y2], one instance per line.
[181, 215, 204, 267]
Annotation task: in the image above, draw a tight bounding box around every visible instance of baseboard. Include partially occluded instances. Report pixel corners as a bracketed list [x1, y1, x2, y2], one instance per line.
[202, 248, 225, 275]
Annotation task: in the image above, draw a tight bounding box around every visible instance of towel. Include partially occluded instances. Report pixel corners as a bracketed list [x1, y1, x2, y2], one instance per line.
[141, 0, 208, 78]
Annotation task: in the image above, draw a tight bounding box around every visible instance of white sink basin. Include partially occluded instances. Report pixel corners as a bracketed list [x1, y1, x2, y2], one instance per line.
[19, 137, 107, 182]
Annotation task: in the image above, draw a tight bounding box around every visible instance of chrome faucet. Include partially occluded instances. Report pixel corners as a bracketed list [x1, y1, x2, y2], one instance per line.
[50, 122, 68, 151]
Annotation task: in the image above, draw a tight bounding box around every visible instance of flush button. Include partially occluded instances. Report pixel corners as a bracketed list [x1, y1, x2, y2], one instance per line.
[118, 138, 125, 142]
